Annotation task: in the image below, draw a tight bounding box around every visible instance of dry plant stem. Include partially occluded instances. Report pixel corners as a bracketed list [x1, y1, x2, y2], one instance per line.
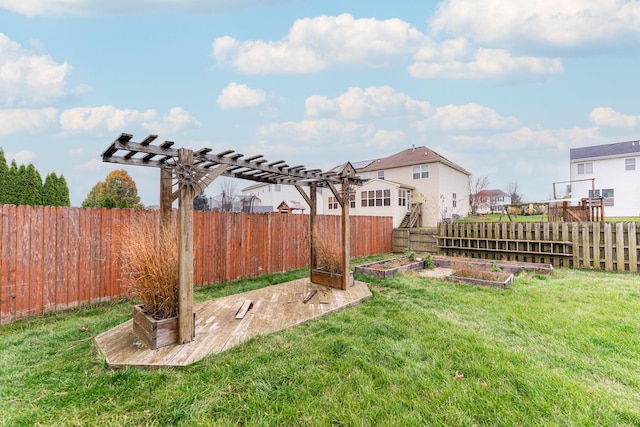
[313, 229, 342, 274]
[450, 261, 506, 281]
[121, 220, 179, 319]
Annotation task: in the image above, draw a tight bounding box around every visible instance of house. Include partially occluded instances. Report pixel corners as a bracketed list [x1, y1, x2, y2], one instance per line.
[569, 140, 640, 217]
[476, 189, 511, 214]
[326, 146, 471, 227]
[241, 182, 325, 214]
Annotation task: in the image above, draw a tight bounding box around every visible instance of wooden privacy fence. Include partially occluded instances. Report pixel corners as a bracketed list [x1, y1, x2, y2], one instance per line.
[392, 227, 438, 253]
[436, 221, 639, 272]
[0, 205, 392, 324]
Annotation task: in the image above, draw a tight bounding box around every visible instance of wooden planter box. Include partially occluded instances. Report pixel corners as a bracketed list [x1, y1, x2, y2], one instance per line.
[311, 269, 351, 289]
[447, 273, 514, 287]
[433, 256, 553, 275]
[355, 258, 426, 279]
[132, 305, 194, 350]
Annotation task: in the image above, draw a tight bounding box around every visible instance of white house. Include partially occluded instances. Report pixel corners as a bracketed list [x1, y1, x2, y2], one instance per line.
[476, 189, 511, 214]
[325, 146, 471, 227]
[240, 182, 325, 214]
[569, 140, 640, 217]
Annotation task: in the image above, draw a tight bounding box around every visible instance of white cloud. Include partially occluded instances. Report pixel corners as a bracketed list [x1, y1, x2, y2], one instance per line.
[60, 106, 156, 132]
[59, 105, 199, 134]
[212, 13, 425, 74]
[451, 126, 601, 151]
[258, 118, 373, 142]
[217, 82, 267, 109]
[430, 0, 640, 49]
[5, 150, 36, 164]
[305, 86, 430, 120]
[416, 103, 518, 131]
[409, 46, 562, 79]
[0, 33, 74, 106]
[372, 129, 405, 148]
[589, 107, 640, 129]
[141, 107, 201, 134]
[0, 0, 289, 16]
[0, 108, 58, 134]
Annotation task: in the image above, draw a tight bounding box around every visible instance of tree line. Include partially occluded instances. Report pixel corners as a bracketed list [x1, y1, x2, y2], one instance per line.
[0, 149, 70, 207]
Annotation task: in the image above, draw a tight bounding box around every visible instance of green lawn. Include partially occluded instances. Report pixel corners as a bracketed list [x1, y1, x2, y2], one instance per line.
[1, 258, 639, 426]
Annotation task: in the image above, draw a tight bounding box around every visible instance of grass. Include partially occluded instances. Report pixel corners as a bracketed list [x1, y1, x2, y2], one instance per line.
[1, 258, 640, 426]
[459, 214, 640, 223]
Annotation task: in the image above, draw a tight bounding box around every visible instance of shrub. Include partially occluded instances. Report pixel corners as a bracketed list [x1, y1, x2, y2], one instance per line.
[121, 221, 179, 319]
[313, 230, 342, 274]
[424, 253, 434, 270]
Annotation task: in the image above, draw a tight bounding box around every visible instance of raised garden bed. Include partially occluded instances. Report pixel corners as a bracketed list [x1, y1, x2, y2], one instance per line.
[432, 256, 553, 275]
[355, 258, 425, 279]
[447, 272, 514, 287]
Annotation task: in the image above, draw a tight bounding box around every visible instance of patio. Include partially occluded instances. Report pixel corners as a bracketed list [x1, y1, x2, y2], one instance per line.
[95, 278, 371, 369]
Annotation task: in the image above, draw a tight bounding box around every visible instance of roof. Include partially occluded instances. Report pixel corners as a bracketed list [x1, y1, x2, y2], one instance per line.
[358, 146, 470, 175]
[477, 189, 509, 198]
[570, 140, 640, 161]
[277, 200, 306, 210]
[360, 178, 415, 190]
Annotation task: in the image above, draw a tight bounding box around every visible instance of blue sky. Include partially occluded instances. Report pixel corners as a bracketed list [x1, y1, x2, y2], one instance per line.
[1, 0, 639, 206]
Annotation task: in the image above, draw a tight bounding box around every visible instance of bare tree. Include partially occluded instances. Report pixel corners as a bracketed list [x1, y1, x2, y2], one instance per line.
[506, 180, 524, 205]
[218, 178, 239, 212]
[468, 175, 490, 215]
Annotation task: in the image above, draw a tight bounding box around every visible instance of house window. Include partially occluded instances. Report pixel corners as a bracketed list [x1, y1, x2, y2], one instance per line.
[398, 189, 407, 207]
[361, 190, 391, 207]
[378, 170, 385, 180]
[328, 196, 338, 210]
[361, 172, 369, 179]
[412, 164, 429, 179]
[625, 158, 636, 171]
[275, 184, 281, 192]
[589, 188, 615, 207]
[452, 193, 457, 208]
[577, 162, 593, 175]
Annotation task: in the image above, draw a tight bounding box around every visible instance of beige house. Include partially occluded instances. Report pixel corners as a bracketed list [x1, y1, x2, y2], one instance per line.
[325, 146, 471, 227]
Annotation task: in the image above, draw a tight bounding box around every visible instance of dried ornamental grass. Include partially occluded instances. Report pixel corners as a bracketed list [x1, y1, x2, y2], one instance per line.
[313, 229, 343, 274]
[121, 221, 179, 320]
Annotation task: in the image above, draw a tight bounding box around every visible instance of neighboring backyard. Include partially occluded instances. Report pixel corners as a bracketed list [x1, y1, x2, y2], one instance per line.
[1, 257, 639, 426]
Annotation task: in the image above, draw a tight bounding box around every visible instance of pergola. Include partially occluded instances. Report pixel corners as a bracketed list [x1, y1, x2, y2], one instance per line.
[102, 133, 364, 344]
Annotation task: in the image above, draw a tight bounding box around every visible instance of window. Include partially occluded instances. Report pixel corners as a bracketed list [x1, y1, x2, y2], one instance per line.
[361, 189, 390, 207]
[412, 164, 429, 179]
[274, 184, 281, 192]
[328, 196, 338, 210]
[377, 170, 385, 180]
[577, 162, 593, 175]
[589, 188, 614, 207]
[361, 172, 369, 179]
[626, 158, 636, 171]
[398, 189, 407, 207]
[452, 193, 457, 208]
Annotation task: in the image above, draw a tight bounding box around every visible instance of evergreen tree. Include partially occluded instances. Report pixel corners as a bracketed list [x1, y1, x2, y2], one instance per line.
[0, 150, 8, 205]
[56, 174, 71, 207]
[6, 161, 20, 205]
[41, 173, 58, 206]
[21, 164, 43, 206]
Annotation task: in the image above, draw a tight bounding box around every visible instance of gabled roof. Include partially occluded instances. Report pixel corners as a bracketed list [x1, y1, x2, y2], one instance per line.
[360, 178, 415, 190]
[570, 140, 640, 160]
[358, 146, 470, 175]
[277, 200, 306, 210]
[477, 189, 509, 198]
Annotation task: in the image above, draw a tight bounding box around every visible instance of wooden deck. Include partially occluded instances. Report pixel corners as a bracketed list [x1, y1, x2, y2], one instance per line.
[94, 278, 371, 369]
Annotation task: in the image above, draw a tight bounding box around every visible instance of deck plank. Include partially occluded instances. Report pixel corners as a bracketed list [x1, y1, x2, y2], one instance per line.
[95, 278, 371, 368]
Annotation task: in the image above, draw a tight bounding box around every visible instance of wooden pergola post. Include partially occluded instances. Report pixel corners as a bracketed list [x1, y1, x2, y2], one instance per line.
[160, 168, 173, 231]
[341, 177, 350, 288]
[178, 148, 195, 344]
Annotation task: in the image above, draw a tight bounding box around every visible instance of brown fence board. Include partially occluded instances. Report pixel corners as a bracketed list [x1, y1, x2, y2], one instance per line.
[15, 206, 30, 319]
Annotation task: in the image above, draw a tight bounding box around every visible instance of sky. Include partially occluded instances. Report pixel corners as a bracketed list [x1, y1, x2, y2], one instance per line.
[1, 0, 639, 207]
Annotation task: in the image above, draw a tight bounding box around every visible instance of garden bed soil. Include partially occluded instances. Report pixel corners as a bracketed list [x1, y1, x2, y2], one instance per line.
[355, 258, 426, 279]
